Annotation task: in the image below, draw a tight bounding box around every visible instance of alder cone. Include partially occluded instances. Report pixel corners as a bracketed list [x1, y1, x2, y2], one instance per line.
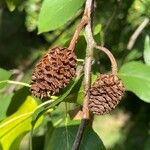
[30, 47, 77, 99]
[89, 74, 125, 115]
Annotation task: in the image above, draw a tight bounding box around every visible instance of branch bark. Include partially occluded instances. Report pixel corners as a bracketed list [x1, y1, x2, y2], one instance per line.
[72, 0, 119, 149]
[82, 0, 95, 120]
[95, 45, 117, 75]
[68, 16, 89, 50]
[72, 0, 95, 150]
[127, 18, 149, 50]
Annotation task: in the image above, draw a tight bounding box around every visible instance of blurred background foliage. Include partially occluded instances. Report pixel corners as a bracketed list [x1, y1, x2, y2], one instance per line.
[0, 0, 150, 150]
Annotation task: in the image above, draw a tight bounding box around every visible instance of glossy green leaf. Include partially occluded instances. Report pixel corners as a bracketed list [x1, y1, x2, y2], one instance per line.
[0, 96, 42, 150]
[119, 61, 150, 103]
[44, 120, 105, 150]
[38, 0, 85, 33]
[144, 35, 150, 65]
[0, 94, 13, 121]
[0, 68, 11, 89]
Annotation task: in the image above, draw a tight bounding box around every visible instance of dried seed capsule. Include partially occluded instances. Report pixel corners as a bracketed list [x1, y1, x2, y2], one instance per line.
[30, 47, 77, 99]
[89, 74, 125, 115]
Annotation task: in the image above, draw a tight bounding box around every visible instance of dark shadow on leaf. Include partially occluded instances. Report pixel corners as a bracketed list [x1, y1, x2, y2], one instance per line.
[7, 87, 30, 115]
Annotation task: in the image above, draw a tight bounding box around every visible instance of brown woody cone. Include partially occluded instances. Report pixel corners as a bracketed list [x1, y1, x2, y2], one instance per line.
[30, 47, 77, 99]
[89, 74, 125, 115]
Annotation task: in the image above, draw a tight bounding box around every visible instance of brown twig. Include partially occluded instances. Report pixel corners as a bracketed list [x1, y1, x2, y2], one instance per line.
[72, 2, 120, 148]
[95, 45, 118, 75]
[72, 0, 120, 149]
[72, 0, 95, 150]
[127, 18, 149, 50]
[72, 119, 88, 150]
[68, 15, 89, 50]
[82, 0, 95, 120]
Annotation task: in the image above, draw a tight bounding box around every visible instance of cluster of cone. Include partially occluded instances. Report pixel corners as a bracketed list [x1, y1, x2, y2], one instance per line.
[30, 30, 124, 115]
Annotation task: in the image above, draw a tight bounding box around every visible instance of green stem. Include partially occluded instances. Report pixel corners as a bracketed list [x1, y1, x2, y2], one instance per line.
[0, 80, 31, 87]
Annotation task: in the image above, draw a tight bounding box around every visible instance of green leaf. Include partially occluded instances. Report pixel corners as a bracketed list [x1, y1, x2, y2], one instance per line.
[119, 61, 150, 103]
[7, 87, 31, 115]
[44, 120, 105, 150]
[31, 76, 83, 149]
[0, 94, 13, 121]
[144, 137, 150, 150]
[38, 0, 85, 33]
[124, 49, 142, 62]
[0, 96, 42, 150]
[0, 68, 11, 89]
[94, 24, 102, 35]
[144, 35, 150, 65]
[64, 75, 83, 104]
[6, 0, 20, 11]
[65, 73, 97, 105]
[74, 36, 86, 59]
